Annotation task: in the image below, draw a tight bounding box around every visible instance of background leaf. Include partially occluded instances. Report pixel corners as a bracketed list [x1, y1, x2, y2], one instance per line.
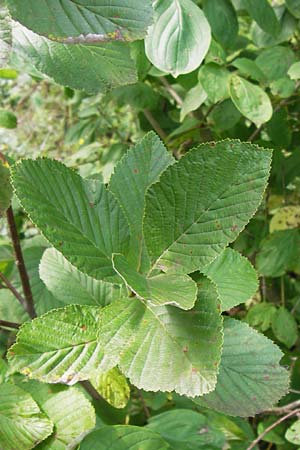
[271, 307, 298, 348]
[203, 0, 238, 49]
[91, 367, 130, 409]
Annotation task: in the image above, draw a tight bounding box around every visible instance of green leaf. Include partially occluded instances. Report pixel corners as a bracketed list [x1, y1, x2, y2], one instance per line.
[40, 248, 122, 308]
[270, 76, 296, 98]
[231, 57, 266, 83]
[7, 0, 153, 42]
[256, 230, 300, 277]
[109, 132, 174, 272]
[80, 425, 170, 450]
[91, 367, 130, 409]
[272, 307, 298, 348]
[229, 75, 273, 126]
[33, 387, 95, 449]
[112, 253, 197, 310]
[203, 0, 238, 48]
[194, 318, 289, 417]
[8, 305, 104, 384]
[198, 63, 230, 103]
[0, 108, 17, 128]
[288, 61, 300, 80]
[286, 0, 300, 18]
[147, 409, 226, 449]
[0, 161, 13, 216]
[97, 278, 223, 397]
[180, 82, 207, 122]
[145, 0, 211, 77]
[210, 99, 241, 131]
[0, 4, 11, 67]
[286, 420, 300, 445]
[246, 302, 277, 332]
[266, 109, 292, 148]
[256, 46, 296, 81]
[0, 383, 53, 450]
[242, 0, 280, 35]
[11, 158, 130, 282]
[12, 23, 137, 94]
[144, 140, 272, 275]
[252, 8, 297, 48]
[202, 248, 258, 311]
[270, 206, 300, 233]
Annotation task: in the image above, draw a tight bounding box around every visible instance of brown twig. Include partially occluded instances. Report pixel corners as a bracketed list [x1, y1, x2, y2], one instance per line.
[264, 399, 300, 415]
[0, 320, 21, 330]
[6, 207, 36, 319]
[80, 380, 104, 401]
[143, 109, 167, 140]
[0, 271, 26, 306]
[247, 409, 300, 450]
[138, 389, 151, 420]
[160, 77, 183, 107]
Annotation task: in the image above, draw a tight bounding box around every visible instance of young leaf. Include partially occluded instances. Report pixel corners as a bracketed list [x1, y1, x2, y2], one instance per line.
[147, 409, 226, 449]
[112, 253, 197, 310]
[180, 82, 207, 122]
[7, 0, 153, 42]
[97, 278, 223, 397]
[12, 23, 137, 94]
[242, 0, 280, 36]
[91, 367, 130, 409]
[109, 132, 175, 272]
[229, 75, 273, 126]
[80, 425, 170, 450]
[145, 0, 211, 77]
[8, 305, 104, 384]
[194, 318, 289, 417]
[202, 248, 258, 311]
[246, 302, 277, 332]
[288, 61, 300, 80]
[40, 248, 123, 308]
[286, 420, 300, 445]
[144, 140, 272, 275]
[0, 160, 13, 216]
[203, 0, 238, 48]
[0, 383, 53, 450]
[11, 158, 130, 282]
[198, 63, 230, 103]
[272, 307, 298, 348]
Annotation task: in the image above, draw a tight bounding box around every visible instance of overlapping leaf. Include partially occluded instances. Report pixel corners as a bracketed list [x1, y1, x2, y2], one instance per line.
[112, 253, 197, 310]
[91, 367, 130, 409]
[144, 140, 272, 275]
[12, 23, 137, 94]
[145, 0, 211, 77]
[109, 132, 174, 272]
[0, 383, 53, 450]
[40, 248, 122, 307]
[11, 158, 130, 281]
[7, 0, 153, 42]
[194, 318, 289, 417]
[0, 160, 13, 216]
[202, 248, 258, 311]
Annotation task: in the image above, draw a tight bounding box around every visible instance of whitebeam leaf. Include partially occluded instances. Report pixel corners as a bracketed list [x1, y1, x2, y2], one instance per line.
[109, 132, 175, 272]
[145, 0, 211, 77]
[8, 305, 104, 384]
[144, 140, 272, 275]
[0, 384, 53, 450]
[112, 253, 197, 310]
[11, 158, 130, 282]
[97, 278, 223, 397]
[7, 0, 153, 42]
[194, 318, 290, 417]
[40, 248, 123, 307]
[12, 23, 137, 94]
[202, 248, 258, 311]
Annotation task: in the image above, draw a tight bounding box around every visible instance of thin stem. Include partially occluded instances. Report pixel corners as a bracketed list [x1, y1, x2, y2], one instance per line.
[280, 276, 285, 307]
[80, 380, 104, 401]
[264, 399, 300, 415]
[143, 109, 167, 140]
[6, 207, 36, 319]
[247, 409, 300, 450]
[0, 320, 21, 330]
[160, 77, 183, 107]
[0, 271, 26, 306]
[138, 390, 151, 420]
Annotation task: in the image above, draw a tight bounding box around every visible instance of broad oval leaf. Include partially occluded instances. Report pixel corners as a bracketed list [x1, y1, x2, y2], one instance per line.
[229, 75, 273, 126]
[0, 108, 17, 129]
[109, 131, 175, 272]
[7, 0, 153, 42]
[203, 0, 238, 48]
[180, 82, 207, 122]
[144, 140, 272, 275]
[198, 63, 230, 103]
[256, 46, 296, 82]
[80, 425, 170, 450]
[286, 420, 300, 445]
[202, 248, 258, 311]
[112, 253, 197, 310]
[0, 383, 53, 450]
[12, 23, 137, 94]
[194, 318, 289, 417]
[97, 278, 223, 397]
[288, 61, 300, 80]
[11, 158, 130, 282]
[40, 248, 123, 307]
[8, 305, 104, 384]
[91, 367, 130, 409]
[145, 0, 211, 77]
[242, 0, 280, 35]
[271, 307, 298, 348]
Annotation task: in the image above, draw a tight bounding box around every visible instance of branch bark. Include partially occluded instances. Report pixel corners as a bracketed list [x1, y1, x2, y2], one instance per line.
[0, 320, 21, 330]
[0, 271, 26, 306]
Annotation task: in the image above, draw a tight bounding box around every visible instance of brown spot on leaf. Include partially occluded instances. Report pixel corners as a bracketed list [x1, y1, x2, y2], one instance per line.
[133, 168, 139, 174]
[231, 224, 238, 232]
[183, 346, 188, 353]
